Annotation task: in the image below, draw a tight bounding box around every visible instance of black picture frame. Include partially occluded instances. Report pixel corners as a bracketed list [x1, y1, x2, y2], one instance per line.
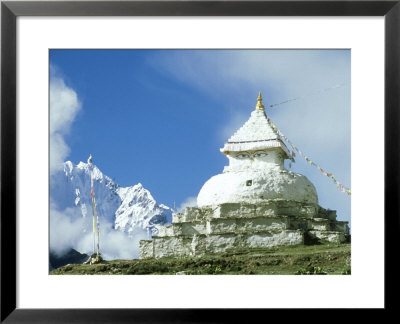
[1, 0, 399, 322]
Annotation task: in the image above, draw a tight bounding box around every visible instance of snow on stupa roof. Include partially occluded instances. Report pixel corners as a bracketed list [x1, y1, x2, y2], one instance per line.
[220, 92, 291, 158]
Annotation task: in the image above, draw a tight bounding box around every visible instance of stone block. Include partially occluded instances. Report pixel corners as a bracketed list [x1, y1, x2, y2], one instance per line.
[183, 207, 212, 222]
[173, 222, 207, 236]
[157, 225, 174, 237]
[214, 203, 255, 219]
[153, 236, 186, 258]
[276, 201, 300, 216]
[206, 233, 237, 253]
[288, 217, 309, 231]
[326, 210, 337, 221]
[299, 204, 319, 218]
[209, 218, 237, 234]
[139, 240, 154, 259]
[254, 203, 278, 217]
[185, 235, 207, 257]
[318, 208, 337, 221]
[172, 213, 184, 223]
[332, 221, 349, 234]
[237, 216, 289, 232]
[244, 230, 303, 248]
[308, 230, 346, 243]
[308, 218, 331, 231]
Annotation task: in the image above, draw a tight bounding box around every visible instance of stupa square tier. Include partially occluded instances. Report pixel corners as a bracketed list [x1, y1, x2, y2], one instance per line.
[140, 201, 349, 259]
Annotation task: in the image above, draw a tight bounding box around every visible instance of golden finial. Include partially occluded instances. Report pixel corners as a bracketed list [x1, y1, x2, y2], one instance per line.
[255, 92, 265, 110]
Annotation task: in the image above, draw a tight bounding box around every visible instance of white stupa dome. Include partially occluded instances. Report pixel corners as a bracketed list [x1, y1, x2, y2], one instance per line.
[197, 92, 318, 207]
[197, 169, 318, 207]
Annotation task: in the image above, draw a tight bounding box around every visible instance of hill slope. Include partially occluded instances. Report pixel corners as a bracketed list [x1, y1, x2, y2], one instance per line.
[49, 248, 89, 271]
[50, 243, 351, 275]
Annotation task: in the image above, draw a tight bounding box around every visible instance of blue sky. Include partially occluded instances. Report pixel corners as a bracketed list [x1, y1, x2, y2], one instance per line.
[50, 49, 351, 226]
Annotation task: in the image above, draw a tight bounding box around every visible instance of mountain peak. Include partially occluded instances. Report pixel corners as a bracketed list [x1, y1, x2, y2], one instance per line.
[67, 161, 106, 183]
[76, 161, 89, 170]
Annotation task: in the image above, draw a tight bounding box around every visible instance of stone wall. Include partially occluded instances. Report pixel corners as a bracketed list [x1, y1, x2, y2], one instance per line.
[140, 201, 349, 259]
[139, 240, 154, 259]
[147, 229, 304, 259]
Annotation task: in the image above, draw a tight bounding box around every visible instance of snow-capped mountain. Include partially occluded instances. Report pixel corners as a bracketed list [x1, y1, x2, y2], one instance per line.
[50, 161, 173, 246]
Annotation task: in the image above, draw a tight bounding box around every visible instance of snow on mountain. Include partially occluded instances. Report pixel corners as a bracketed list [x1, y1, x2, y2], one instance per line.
[115, 184, 172, 236]
[50, 161, 121, 231]
[50, 161, 173, 258]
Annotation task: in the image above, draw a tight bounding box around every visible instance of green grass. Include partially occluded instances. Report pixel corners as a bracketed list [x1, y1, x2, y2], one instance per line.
[50, 243, 351, 275]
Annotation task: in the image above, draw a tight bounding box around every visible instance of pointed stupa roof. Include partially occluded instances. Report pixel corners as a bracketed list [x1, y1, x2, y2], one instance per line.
[220, 92, 291, 158]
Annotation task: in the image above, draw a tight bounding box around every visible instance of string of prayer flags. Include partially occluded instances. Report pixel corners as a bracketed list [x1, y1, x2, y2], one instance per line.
[88, 154, 101, 256]
[266, 117, 351, 195]
[268, 83, 345, 109]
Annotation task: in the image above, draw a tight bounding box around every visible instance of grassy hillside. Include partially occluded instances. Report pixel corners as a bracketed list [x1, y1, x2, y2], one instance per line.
[50, 243, 350, 275]
[50, 248, 89, 271]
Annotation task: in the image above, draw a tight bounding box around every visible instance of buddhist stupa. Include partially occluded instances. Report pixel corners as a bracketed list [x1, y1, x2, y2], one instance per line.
[197, 92, 318, 207]
[139, 93, 349, 259]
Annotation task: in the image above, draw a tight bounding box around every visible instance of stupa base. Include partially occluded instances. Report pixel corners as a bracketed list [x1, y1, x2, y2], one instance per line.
[139, 201, 350, 259]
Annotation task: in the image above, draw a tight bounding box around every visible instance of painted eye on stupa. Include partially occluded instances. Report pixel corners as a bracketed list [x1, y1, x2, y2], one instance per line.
[236, 153, 249, 159]
[254, 152, 267, 158]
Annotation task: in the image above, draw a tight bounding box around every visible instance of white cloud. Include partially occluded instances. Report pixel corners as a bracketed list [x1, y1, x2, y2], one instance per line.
[50, 200, 147, 260]
[50, 202, 87, 255]
[50, 74, 81, 175]
[75, 220, 148, 260]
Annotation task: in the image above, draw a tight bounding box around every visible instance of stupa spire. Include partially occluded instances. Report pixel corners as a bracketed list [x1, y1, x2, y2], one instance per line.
[255, 92, 265, 111]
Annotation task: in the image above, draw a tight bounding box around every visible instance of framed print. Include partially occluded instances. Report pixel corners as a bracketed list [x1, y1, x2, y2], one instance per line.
[1, 0, 399, 322]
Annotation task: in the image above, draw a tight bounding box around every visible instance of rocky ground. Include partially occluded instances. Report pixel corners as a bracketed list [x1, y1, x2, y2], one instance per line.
[50, 243, 350, 275]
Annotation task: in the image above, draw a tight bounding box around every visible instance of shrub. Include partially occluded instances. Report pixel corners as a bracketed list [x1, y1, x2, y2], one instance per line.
[296, 266, 327, 275]
[214, 266, 222, 274]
